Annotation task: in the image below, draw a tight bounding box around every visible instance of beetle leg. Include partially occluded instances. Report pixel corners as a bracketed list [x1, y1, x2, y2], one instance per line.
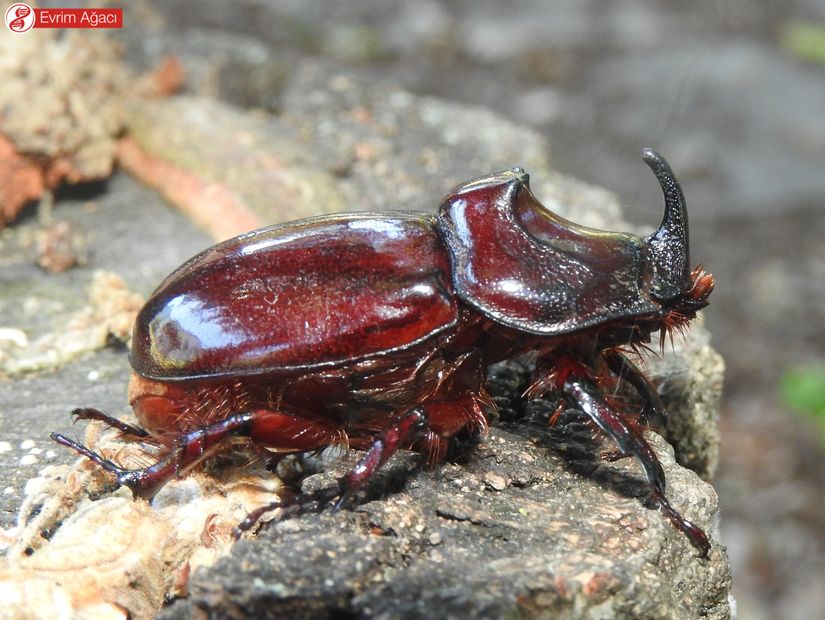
[51, 432, 139, 491]
[562, 377, 710, 557]
[54, 409, 349, 499]
[234, 485, 341, 536]
[235, 407, 430, 535]
[328, 353, 488, 514]
[53, 412, 258, 499]
[603, 350, 667, 430]
[71, 407, 150, 437]
[419, 393, 490, 461]
[335, 407, 428, 510]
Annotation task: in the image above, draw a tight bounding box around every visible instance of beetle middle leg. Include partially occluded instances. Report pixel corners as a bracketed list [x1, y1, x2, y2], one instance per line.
[238, 352, 491, 533]
[326, 359, 490, 510]
[330, 392, 488, 510]
[235, 406, 432, 533]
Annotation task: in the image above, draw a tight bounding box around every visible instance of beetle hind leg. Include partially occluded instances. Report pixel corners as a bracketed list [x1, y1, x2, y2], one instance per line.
[562, 377, 711, 557]
[53, 412, 260, 499]
[51, 431, 139, 491]
[53, 409, 349, 499]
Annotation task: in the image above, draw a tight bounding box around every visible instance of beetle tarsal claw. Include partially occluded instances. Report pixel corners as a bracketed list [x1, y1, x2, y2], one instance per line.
[234, 501, 283, 537]
[330, 487, 352, 513]
[657, 495, 711, 558]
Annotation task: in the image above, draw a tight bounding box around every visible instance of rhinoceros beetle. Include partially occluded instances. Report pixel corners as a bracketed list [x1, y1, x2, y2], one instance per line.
[53, 149, 714, 555]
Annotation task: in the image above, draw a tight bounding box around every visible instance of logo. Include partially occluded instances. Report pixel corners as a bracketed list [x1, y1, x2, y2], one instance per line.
[3, 4, 123, 31]
[5, 3, 35, 33]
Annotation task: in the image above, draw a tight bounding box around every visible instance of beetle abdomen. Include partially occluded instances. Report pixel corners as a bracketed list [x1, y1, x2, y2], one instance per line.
[131, 213, 458, 380]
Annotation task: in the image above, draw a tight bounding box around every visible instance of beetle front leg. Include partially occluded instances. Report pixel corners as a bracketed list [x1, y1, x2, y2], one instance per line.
[562, 377, 711, 557]
[603, 350, 667, 430]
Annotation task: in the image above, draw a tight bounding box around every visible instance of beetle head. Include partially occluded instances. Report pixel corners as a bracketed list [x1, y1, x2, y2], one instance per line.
[640, 148, 714, 334]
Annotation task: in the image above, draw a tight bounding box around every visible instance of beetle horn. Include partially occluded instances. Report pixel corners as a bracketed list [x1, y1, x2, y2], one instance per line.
[641, 148, 691, 298]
